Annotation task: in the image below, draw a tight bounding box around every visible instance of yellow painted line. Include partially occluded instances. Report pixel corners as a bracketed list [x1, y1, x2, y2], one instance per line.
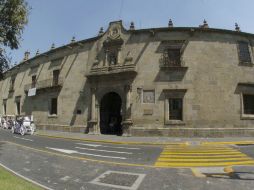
[224, 166, 234, 173]
[2, 141, 156, 169]
[164, 148, 235, 150]
[2, 140, 253, 169]
[36, 133, 188, 146]
[155, 161, 254, 167]
[158, 157, 252, 162]
[160, 152, 242, 155]
[162, 150, 239, 153]
[201, 141, 254, 145]
[191, 168, 206, 178]
[164, 147, 235, 150]
[191, 166, 235, 178]
[156, 159, 254, 163]
[159, 155, 247, 158]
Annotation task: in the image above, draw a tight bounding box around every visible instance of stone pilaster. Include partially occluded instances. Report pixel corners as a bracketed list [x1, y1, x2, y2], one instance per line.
[88, 87, 99, 134]
[122, 85, 133, 136]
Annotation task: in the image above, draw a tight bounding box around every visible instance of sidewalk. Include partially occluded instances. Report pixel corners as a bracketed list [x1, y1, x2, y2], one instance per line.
[35, 130, 254, 145]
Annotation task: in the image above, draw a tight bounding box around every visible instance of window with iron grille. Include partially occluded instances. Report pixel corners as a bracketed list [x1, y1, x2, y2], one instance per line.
[53, 70, 60, 86]
[169, 98, 183, 120]
[162, 48, 181, 67]
[243, 94, 254, 114]
[9, 77, 15, 91]
[3, 100, 7, 115]
[16, 101, 20, 115]
[238, 42, 252, 64]
[31, 75, 36, 88]
[50, 98, 57, 115]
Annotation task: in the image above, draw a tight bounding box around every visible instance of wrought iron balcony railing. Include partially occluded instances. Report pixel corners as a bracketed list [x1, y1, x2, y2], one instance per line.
[89, 63, 136, 76]
[24, 77, 63, 92]
[159, 56, 183, 68]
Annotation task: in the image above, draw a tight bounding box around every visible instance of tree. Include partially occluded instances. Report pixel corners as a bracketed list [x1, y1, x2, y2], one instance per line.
[0, 0, 29, 79]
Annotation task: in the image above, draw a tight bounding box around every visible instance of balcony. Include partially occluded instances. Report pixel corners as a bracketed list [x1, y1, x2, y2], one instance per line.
[24, 77, 63, 92]
[87, 63, 137, 77]
[159, 57, 187, 69]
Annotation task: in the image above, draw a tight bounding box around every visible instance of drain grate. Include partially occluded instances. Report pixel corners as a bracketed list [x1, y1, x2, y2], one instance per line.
[90, 171, 146, 190]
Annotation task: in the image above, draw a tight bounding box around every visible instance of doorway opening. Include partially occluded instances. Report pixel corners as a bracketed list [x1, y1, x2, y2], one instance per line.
[100, 92, 122, 135]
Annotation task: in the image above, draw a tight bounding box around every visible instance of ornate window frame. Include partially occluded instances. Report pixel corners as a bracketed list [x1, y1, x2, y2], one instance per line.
[237, 83, 254, 120]
[163, 89, 187, 125]
[159, 40, 187, 68]
[240, 93, 254, 120]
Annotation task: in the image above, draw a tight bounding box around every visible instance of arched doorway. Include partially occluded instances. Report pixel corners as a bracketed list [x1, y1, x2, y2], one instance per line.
[100, 92, 122, 135]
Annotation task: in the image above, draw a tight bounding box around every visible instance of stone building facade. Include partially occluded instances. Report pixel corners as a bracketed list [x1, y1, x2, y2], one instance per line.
[1, 20, 254, 137]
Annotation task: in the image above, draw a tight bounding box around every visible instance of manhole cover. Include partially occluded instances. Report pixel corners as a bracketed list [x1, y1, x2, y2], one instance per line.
[90, 171, 146, 190]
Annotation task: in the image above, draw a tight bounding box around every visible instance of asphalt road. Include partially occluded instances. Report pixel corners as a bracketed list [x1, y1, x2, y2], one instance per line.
[1, 128, 254, 190]
[0, 129, 163, 166]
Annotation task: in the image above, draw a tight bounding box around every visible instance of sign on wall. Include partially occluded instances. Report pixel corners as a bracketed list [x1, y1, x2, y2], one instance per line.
[143, 90, 155, 103]
[28, 88, 36, 97]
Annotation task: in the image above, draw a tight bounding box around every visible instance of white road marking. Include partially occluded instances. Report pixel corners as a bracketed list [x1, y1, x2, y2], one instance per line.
[46, 147, 127, 160]
[76, 143, 140, 150]
[13, 136, 34, 142]
[0, 162, 54, 190]
[75, 146, 133, 154]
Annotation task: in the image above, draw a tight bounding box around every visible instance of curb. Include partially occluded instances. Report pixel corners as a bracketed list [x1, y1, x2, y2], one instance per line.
[36, 133, 188, 146]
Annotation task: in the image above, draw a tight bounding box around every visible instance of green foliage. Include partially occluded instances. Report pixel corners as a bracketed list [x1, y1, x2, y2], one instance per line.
[0, 165, 42, 190]
[0, 49, 10, 78]
[0, 0, 29, 78]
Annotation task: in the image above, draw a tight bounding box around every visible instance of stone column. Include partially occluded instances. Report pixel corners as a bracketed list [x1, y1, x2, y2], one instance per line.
[104, 49, 109, 67]
[117, 47, 122, 65]
[122, 85, 133, 136]
[88, 87, 98, 134]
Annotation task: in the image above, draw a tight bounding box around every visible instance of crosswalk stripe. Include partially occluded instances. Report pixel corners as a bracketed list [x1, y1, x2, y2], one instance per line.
[155, 161, 254, 167]
[160, 152, 241, 155]
[159, 155, 247, 158]
[154, 144, 254, 167]
[158, 157, 251, 162]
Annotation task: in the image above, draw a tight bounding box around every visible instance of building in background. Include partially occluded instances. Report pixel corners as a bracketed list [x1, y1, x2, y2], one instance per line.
[1, 20, 254, 137]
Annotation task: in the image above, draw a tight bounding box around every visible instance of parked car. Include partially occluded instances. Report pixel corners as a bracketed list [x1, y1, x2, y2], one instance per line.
[11, 115, 36, 135]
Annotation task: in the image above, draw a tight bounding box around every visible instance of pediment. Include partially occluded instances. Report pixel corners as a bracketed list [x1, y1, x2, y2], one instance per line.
[103, 21, 125, 47]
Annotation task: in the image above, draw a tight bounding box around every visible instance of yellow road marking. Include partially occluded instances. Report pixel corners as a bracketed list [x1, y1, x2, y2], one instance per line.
[1, 141, 156, 169]
[201, 141, 254, 145]
[159, 155, 247, 158]
[191, 166, 235, 178]
[160, 152, 242, 155]
[155, 161, 254, 167]
[158, 157, 252, 162]
[36, 133, 188, 146]
[155, 144, 254, 167]
[191, 168, 206, 178]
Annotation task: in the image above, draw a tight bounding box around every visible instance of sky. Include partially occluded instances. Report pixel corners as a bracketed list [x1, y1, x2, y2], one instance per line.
[6, 0, 254, 65]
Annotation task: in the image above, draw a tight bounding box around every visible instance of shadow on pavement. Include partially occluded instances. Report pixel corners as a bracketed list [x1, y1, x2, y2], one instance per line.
[204, 172, 254, 180]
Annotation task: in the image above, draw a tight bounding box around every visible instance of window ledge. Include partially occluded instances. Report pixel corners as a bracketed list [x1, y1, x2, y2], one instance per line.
[239, 62, 253, 66]
[241, 114, 254, 120]
[48, 114, 58, 118]
[165, 120, 185, 125]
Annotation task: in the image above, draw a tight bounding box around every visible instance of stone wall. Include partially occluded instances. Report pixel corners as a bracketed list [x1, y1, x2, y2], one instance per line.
[1, 21, 254, 137]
